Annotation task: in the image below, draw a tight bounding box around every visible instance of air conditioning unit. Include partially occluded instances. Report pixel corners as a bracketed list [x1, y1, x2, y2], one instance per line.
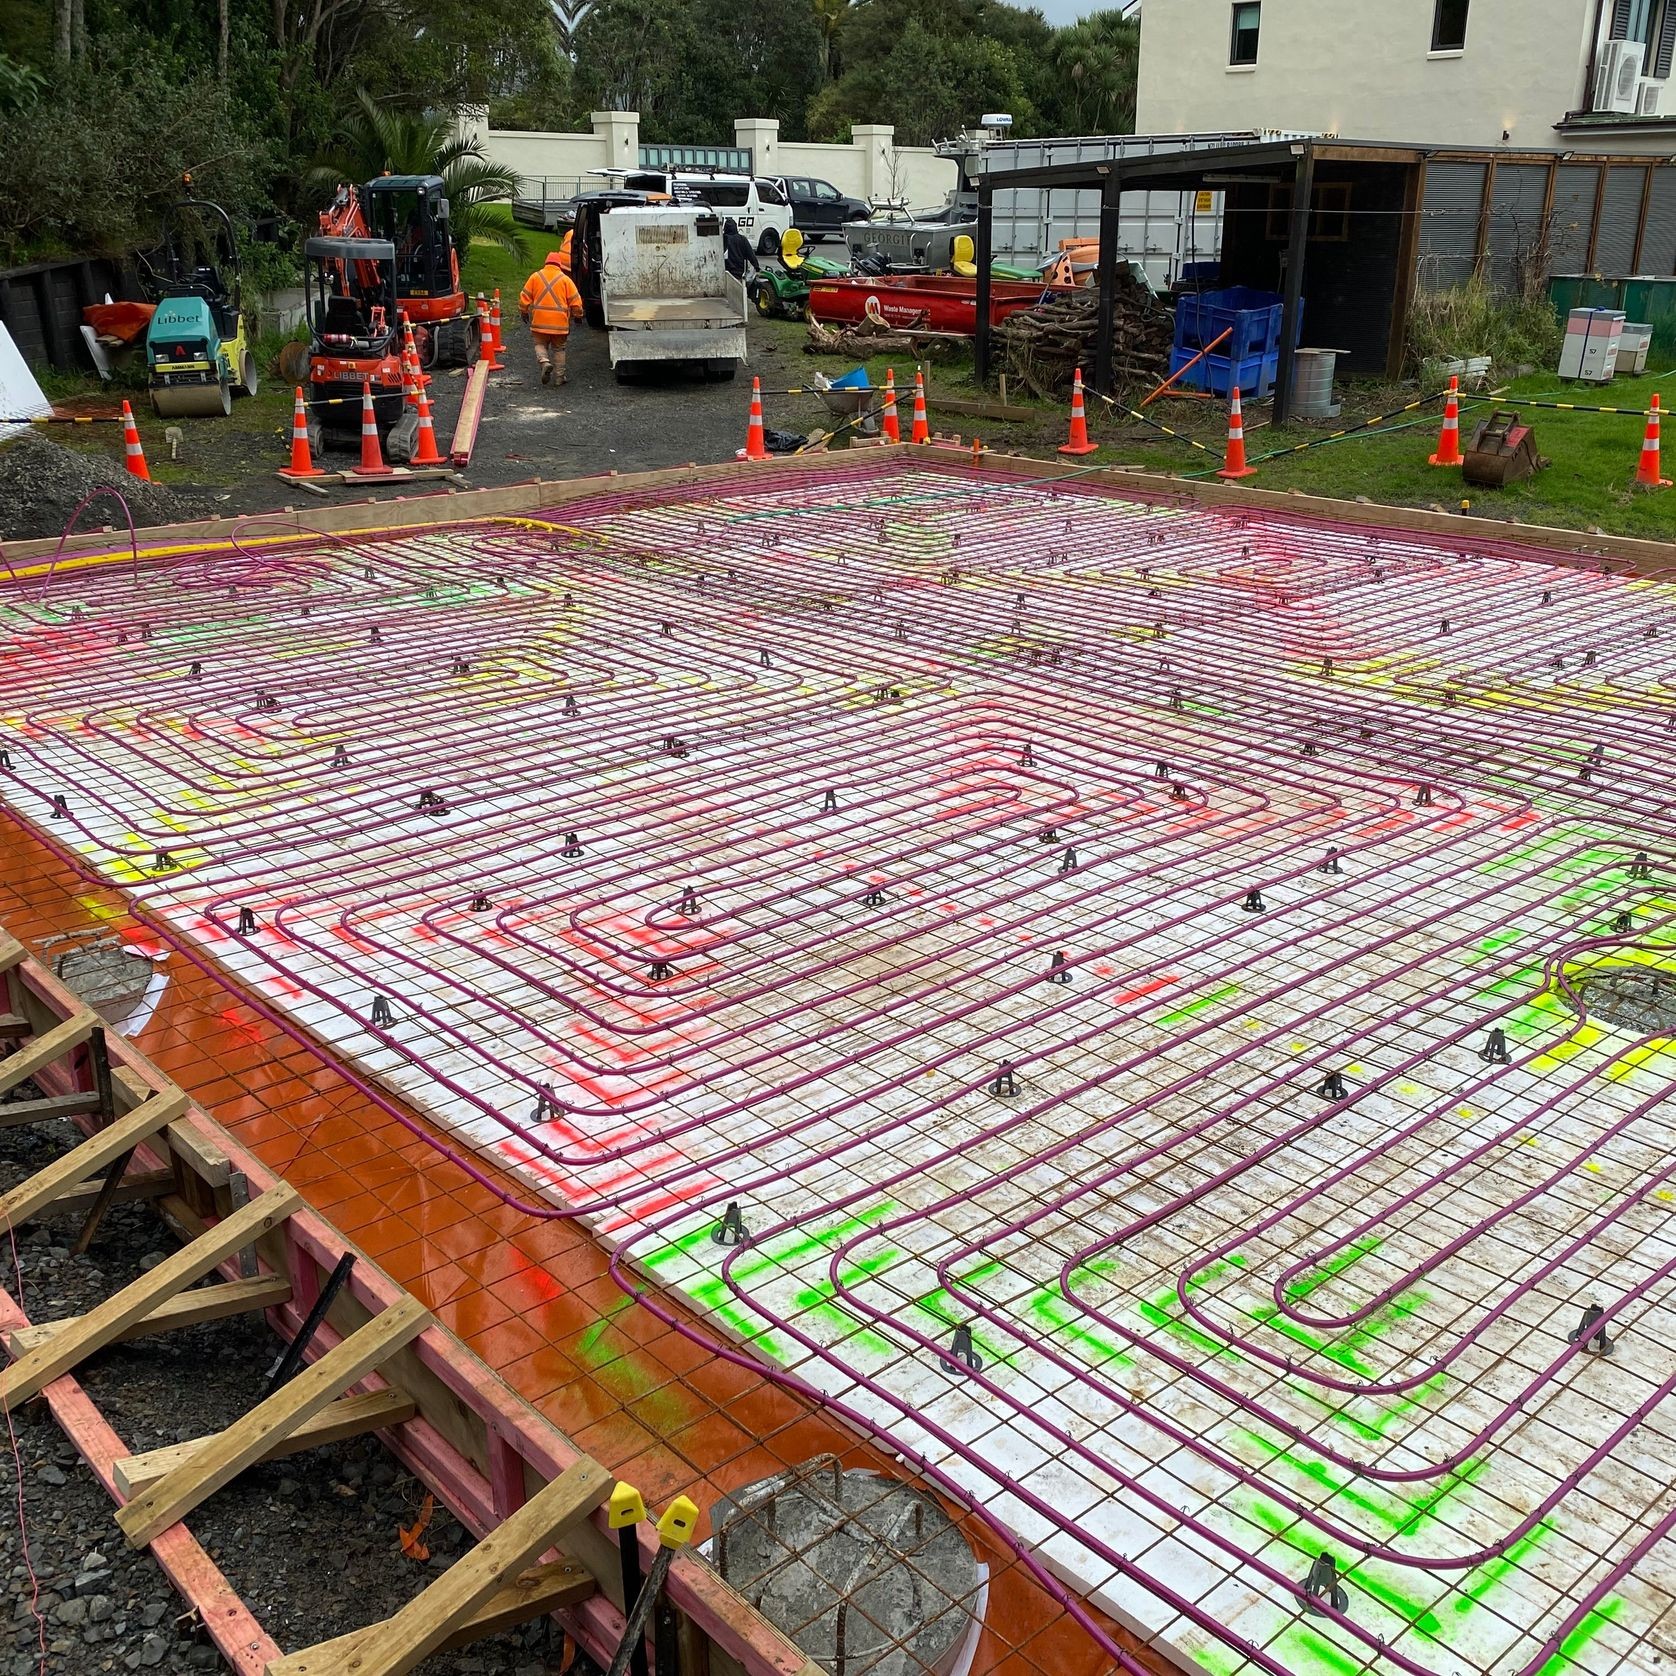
[1637, 77, 1669, 115]
[1595, 38, 1646, 112]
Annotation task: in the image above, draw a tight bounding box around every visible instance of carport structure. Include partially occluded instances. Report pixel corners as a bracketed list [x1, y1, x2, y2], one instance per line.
[974, 136, 1676, 417]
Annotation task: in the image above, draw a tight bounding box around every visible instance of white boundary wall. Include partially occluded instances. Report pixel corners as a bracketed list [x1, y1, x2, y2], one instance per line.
[459, 108, 958, 208]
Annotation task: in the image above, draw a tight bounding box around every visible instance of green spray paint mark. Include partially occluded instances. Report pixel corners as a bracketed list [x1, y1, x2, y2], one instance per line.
[1159, 982, 1242, 1026]
[1533, 1597, 1623, 1676]
[1027, 1287, 1134, 1367]
[576, 1293, 635, 1360]
[1268, 1626, 1366, 1676]
[1141, 1292, 1242, 1360]
[1290, 1371, 1449, 1443]
[1189, 1644, 1245, 1676]
[642, 1199, 897, 1275]
[1238, 1430, 1485, 1537]
[1451, 1520, 1549, 1613]
[1285, 1236, 1382, 1303]
[1245, 1305, 1377, 1377]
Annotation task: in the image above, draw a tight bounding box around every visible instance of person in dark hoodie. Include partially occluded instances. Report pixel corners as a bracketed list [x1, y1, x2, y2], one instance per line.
[722, 217, 759, 282]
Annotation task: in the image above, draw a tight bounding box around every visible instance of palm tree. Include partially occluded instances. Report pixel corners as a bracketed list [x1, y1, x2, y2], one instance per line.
[307, 91, 524, 264]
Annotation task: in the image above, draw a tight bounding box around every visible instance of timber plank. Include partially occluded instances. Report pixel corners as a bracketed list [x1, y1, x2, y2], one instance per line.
[0, 1092, 104, 1128]
[6, 1274, 293, 1357]
[0, 1010, 97, 1096]
[30, 1167, 173, 1219]
[263, 1456, 612, 1676]
[114, 1388, 417, 1497]
[0, 934, 24, 974]
[116, 1294, 430, 1547]
[0, 1183, 300, 1405]
[263, 1560, 595, 1667]
[0, 1089, 185, 1230]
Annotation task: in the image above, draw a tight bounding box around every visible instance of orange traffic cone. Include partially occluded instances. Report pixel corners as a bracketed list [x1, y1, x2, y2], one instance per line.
[1058, 367, 1098, 456]
[1429, 375, 1463, 467]
[120, 401, 150, 481]
[1634, 393, 1671, 490]
[738, 376, 769, 460]
[349, 380, 392, 477]
[910, 370, 931, 444]
[410, 385, 443, 466]
[278, 387, 324, 478]
[478, 294, 500, 371]
[1216, 386, 1257, 481]
[491, 290, 506, 357]
[400, 317, 426, 409]
[881, 369, 901, 443]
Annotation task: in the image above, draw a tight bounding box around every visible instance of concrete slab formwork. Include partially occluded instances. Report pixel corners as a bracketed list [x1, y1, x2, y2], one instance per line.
[4, 458, 1676, 1676]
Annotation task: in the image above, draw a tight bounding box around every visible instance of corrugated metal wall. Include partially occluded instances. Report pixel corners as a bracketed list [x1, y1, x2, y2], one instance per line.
[1484, 165, 1549, 293]
[1595, 167, 1646, 274]
[1643, 170, 1676, 278]
[1549, 165, 1600, 272]
[980, 132, 1260, 285]
[1417, 163, 1486, 290]
[1421, 157, 1674, 291]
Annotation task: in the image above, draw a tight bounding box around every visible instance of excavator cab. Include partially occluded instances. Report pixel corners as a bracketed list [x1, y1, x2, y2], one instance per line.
[358, 174, 478, 365]
[142, 197, 258, 418]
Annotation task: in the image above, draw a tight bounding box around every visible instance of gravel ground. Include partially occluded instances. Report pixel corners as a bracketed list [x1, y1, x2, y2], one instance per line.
[0, 1102, 588, 1675]
[0, 318, 870, 544]
[0, 434, 215, 543]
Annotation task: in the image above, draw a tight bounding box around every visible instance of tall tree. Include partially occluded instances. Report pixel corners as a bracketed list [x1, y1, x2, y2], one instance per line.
[1039, 10, 1138, 136]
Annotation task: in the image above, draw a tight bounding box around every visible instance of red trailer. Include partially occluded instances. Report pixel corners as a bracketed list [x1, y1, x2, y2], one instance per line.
[806, 274, 1065, 335]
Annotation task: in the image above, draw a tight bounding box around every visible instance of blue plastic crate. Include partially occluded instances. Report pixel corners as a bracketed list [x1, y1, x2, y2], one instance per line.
[1168, 346, 1282, 399]
[1173, 286, 1297, 366]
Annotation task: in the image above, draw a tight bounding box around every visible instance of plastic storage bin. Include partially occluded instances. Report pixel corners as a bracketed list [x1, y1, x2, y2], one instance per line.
[1169, 286, 1301, 398]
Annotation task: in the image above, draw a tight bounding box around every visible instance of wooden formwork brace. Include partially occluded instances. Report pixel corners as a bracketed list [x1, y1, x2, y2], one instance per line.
[117, 1293, 431, 1547]
[265, 1456, 612, 1676]
[0, 1183, 301, 1405]
[0, 926, 837, 1676]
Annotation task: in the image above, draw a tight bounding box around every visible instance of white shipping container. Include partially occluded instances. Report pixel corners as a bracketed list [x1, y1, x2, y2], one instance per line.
[978, 132, 1264, 287]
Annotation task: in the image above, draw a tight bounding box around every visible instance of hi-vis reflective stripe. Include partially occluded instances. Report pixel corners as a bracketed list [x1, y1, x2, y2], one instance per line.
[528, 270, 577, 318]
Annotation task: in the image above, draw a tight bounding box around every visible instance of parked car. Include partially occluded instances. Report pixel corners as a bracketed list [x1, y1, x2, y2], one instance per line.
[585, 169, 793, 256]
[772, 176, 872, 240]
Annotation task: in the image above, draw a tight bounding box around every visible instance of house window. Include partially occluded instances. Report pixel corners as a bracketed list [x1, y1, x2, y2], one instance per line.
[1230, 2, 1261, 65]
[1612, 0, 1675, 77]
[1433, 0, 1470, 50]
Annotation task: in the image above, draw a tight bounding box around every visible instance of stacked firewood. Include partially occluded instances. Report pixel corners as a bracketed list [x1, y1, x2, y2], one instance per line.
[993, 279, 1174, 400]
[804, 315, 961, 360]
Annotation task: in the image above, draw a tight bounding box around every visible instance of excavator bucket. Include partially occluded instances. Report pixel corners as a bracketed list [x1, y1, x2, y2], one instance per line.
[1463, 410, 1546, 488]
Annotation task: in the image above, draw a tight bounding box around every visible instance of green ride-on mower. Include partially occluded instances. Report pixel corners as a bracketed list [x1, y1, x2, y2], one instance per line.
[143, 196, 258, 418]
[749, 228, 848, 320]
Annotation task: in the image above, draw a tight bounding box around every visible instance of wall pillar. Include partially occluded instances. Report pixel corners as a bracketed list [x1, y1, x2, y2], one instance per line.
[591, 109, 641, 168]
[735, 117, 780, 174]
[850, 124, 897, 203]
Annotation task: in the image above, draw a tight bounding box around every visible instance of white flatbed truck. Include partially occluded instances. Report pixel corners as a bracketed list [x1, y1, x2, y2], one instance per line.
[597, 205, 747, 381]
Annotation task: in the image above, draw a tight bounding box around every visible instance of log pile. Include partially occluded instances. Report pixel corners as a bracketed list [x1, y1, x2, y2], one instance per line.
[993, 278, 1175, 401]
[804, 315, 962, 361]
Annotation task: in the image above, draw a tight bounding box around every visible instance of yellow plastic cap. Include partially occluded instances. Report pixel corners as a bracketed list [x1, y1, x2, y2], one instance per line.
[657, 1495, 700, 1549]
[609, 1483, 647, 1529]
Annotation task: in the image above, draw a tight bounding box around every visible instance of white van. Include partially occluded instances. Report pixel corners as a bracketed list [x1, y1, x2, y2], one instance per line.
[587, 169, 794, 256]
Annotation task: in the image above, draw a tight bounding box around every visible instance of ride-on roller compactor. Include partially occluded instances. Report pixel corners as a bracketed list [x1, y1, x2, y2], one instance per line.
[143, 196, 258, 418]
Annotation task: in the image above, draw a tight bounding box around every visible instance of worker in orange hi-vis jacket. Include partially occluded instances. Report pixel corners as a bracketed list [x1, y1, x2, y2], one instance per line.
[557, 228, 573, 272]
[518, 250, 584, 386]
